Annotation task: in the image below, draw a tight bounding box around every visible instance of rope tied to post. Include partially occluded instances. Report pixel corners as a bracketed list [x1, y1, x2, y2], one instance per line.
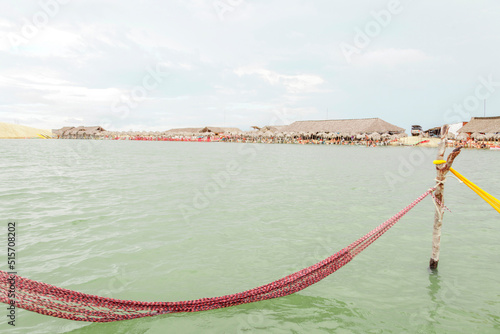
[429, 191, 452, 214]
[434, 178, 446, 186]
[431, 160, 451, 216]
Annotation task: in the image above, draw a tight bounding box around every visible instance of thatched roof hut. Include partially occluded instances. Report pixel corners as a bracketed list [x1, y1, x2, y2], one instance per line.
[458, 116, 500, 134]
[52, 126, 74, 137]
[202, 127, 242, 134]
[67, 126, 84, 135]
[166, 126, 242, 135]
[281, 118, 405, 135]
[53, 126, 106, 138]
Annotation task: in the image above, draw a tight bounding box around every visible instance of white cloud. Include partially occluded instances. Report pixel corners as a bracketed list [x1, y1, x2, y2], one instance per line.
[0, 70, 119, 102]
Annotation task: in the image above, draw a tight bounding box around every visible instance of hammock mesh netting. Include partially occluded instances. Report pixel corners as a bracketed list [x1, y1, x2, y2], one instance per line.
[0, 189, 433, 322]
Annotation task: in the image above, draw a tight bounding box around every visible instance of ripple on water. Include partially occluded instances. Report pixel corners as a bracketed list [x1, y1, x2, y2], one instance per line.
[1, 140, 499, 334]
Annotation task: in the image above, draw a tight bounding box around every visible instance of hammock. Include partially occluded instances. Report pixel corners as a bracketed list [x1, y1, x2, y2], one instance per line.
[0, 189, 433, 322]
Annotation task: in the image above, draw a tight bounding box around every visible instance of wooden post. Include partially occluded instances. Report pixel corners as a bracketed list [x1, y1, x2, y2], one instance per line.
[429, 125, 462, 270]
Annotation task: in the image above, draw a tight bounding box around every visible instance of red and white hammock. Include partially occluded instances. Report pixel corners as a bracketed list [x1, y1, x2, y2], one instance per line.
[0, 189, 433, 322]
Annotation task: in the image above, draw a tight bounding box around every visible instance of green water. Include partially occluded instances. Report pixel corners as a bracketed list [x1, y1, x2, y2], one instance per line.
[1, 140, 499, 333]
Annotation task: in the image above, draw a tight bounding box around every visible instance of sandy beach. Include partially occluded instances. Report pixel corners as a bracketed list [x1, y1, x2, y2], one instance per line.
[0, 122, 52, 139]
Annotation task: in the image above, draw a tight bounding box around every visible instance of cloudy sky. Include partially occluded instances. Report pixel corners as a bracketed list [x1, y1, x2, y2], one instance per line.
[1, 0, 499, 132]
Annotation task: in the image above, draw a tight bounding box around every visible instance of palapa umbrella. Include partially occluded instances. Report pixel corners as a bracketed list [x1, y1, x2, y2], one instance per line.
[457, 133, 468, 141]
[370, 132, 381, 141]
[264, 130, 274, 138]
[485, 133, 496, 141]
[471, 132, 481, 139]
[446, 132, 456, 140]
[381, 133, 391, 139]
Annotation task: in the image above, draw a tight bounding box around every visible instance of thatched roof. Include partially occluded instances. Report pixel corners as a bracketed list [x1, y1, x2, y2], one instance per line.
[52, 126, 74, 136]
[53, 126, 106, 136]
[166, 127, 203, 134]
[202, 126, 242, 134]
[67, 126, 85, 135]
[458, 116, 500, 134]
[167, 126, 242, 134]
[281, 118, 405, 135]
[83, 126, 105, 134]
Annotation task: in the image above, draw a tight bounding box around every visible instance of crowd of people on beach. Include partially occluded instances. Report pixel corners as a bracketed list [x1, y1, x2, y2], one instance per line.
[85, 131, 500, 149]
[94, 131, 404, 146]
[451, 139, 500, 149]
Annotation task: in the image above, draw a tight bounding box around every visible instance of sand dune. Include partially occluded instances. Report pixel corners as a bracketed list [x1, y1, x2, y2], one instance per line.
[0, 122, 53, 139]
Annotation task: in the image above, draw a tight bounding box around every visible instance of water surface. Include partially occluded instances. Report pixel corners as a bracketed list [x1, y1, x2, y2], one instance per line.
[1, 140, 499, 333]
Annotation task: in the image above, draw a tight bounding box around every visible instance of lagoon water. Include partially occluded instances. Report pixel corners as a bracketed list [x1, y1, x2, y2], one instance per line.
[1, 140, 499, 333]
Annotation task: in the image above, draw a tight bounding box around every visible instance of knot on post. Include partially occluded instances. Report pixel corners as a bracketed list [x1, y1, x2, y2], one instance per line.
[434, 178, 446, 186]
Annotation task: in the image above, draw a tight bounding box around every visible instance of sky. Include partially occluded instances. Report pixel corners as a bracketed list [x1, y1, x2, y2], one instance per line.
[1, 0, 500, 132]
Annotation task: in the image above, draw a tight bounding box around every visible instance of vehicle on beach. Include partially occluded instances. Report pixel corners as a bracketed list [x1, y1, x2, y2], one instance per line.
[411, 125, 423, 136]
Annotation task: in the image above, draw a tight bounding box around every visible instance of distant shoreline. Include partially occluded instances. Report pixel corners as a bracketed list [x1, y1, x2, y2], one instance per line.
[6, 135, 499, 150]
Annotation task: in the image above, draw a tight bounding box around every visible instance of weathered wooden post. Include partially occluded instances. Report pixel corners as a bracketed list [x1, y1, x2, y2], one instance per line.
[429, 125, 462, 269]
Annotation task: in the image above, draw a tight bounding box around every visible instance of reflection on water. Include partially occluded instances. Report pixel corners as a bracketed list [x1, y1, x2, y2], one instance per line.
[409, 270, 464, 334]
[66, 294, 365, 334]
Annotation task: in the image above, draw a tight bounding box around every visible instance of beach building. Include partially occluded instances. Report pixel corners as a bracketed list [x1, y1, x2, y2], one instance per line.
[52, 127, 75, 138]
[281, 118, 405, 136]
[422, 123, 465, 139]
[424, 126, 441, 137]
[166, 126, 242, 135]
[53, 126, 106, 139]
[457, 116, 500, 137]
[200, 126, 242, 134]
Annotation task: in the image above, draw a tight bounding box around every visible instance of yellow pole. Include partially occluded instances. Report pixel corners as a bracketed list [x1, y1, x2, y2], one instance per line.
[449, 168, 500, 213]
[434, 159, 500, 213]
